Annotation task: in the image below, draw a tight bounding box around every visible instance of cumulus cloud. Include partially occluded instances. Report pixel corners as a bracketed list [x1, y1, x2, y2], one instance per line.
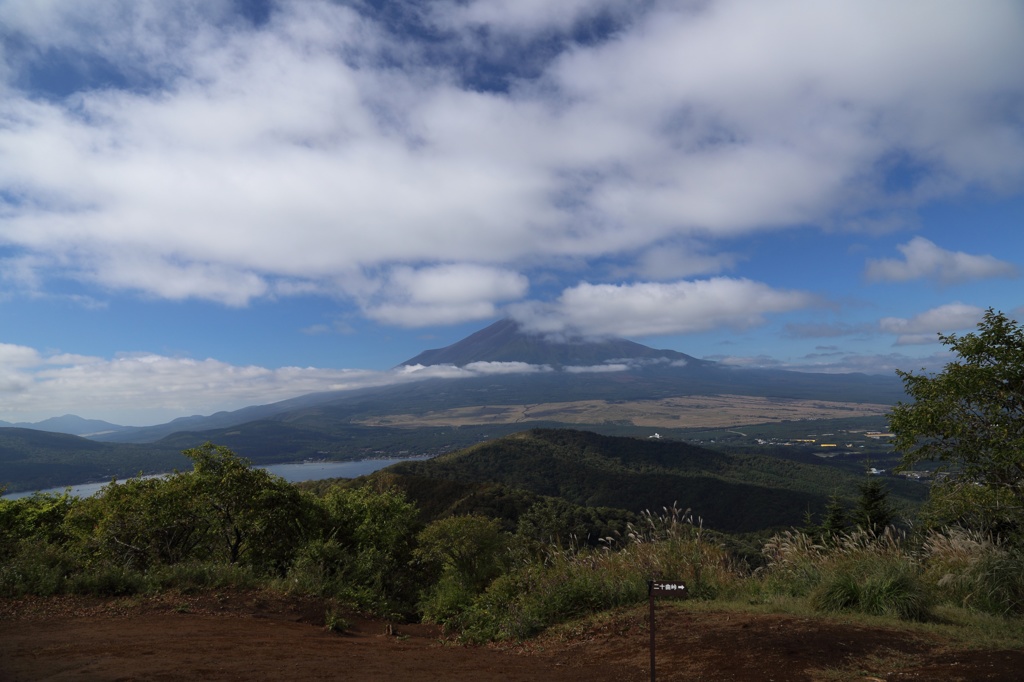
[0, 348, 388, 424]
[0, 345, 558, 425]
[865, 237, 1018, 285]
[362, 264, 529, 327]
[879, 302, 984, 345]
[631, 242, 739, 281]
[463, 361, 551, 374]
[0, 0, 1020, 331]
[510, 278, 817, 337]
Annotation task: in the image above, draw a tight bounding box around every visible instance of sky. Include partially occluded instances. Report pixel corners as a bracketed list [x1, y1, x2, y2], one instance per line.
[1, 0, 1022, 426]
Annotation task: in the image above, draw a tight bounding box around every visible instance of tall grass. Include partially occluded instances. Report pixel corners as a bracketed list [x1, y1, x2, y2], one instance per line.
[755, 525, 1024, 620]
[453, 504, 741, 641]
[922, 527, 1024, 616]
[757, 527, 933, 621]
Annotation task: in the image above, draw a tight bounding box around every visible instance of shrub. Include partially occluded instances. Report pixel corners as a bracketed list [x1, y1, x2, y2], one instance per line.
[761, 527, 933, 621]
[923, 527, 1024, 615]
[812, 562, 931, 621]
[456, 505, 737, 641]
[0, 538, 76, 596]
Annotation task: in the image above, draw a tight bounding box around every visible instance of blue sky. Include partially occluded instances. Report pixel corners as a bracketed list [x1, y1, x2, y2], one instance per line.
[1, 0, 1022, 425]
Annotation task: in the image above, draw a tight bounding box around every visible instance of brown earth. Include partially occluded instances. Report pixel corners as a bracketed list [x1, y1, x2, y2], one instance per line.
[2, 591, 1022, 681]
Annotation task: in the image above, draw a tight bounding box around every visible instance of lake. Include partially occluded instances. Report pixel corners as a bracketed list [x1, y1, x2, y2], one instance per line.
[1, 457, 420, 500]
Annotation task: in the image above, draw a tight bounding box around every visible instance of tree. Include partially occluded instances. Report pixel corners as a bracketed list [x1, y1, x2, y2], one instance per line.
[889, 309, 1024, 536]
[316, 483, 420, 612]
[415, 515, 508, 624]
[80, 475, 208, 569]
[820, 493, 849, 539]
[184, 443, 308, 571]
[852, 477, 895, 534]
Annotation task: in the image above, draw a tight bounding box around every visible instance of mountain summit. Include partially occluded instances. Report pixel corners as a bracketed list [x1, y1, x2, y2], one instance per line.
[400, 319, 705, 369]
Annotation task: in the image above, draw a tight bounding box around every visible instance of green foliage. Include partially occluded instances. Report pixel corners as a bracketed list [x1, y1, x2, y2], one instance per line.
[184, 443, 311, 571]
[812, 562, 931, 621]
[289, 483, 421, 615]
[853, 478, 896, 534]
[820, 493, 848, 540]
[454, 506, 738, 641]
[72, 475, 209, 570]
[0, 428, 187, 493]
[0, 492, 75, 559]
[324, 609, 350, 633]
[0, 537, 79, 596]
[415, 515, 508, 625]
[388, 429, 921, 533]
[922, 527, 1024, 615]
[760, 528, 932, 621]
[890, 309, 1024, 539]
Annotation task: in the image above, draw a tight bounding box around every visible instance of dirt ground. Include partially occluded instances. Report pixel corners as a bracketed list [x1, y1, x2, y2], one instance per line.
[2, 591, 1023, 681]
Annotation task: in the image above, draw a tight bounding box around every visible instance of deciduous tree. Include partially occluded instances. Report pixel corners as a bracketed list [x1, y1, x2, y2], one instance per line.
[889, 309, 1024, 537]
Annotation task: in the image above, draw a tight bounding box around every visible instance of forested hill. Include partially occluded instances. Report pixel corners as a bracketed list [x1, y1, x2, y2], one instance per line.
[0, 428, 186, 493]
[381, 428, 926, 533]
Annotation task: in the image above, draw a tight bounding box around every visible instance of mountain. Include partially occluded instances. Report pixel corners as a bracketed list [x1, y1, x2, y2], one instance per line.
[368, 428, 925, 533]
[0, 414, 129, 437]
[401, 318, 708, 368]
[94, 319, 903, 447]
[0, 428, 186, 493]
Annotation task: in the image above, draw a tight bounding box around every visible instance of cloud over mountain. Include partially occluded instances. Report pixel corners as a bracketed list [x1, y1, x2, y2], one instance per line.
[2, 0, 1022, 328]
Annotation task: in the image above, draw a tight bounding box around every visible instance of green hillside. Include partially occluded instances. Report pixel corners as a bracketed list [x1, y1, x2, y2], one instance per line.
[0, 428, 186, 493]
[379, 428, 926, 533]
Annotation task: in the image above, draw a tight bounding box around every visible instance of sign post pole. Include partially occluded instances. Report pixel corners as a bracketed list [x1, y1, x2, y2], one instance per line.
[647, 580, 688, 682]
[648, 580, 656, 682]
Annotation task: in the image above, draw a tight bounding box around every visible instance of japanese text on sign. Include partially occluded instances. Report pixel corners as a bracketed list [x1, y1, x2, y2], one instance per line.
[649, 580, 688, 596]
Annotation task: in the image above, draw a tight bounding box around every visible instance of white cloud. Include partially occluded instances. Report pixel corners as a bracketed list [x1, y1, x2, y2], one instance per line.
[865, 237, 1018, 285]
[0, 0, 1021, 327]
[510, 278, 817, 337]
[0, 345, 558, 425]
[564, 363, 630, 374]
[879, 302, 984, 345]
[0, 343, 40, 393]
[363, 264, 528, 327]
[712, 350, 951, 375]
[0, 343, 40, 367]
[463, 361, 551, 374]
[632, 242, 739, 280]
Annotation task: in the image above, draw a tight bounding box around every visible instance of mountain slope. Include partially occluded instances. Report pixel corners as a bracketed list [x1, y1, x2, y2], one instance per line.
[401, 318, 706, 368]
[0, 415, 129, 437]
[92, 318, 902, 452]
[377, 428, 925, 533]
[0, 428, 186, 493]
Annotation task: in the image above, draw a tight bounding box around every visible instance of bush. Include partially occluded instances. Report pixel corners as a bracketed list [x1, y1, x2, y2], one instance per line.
[812, 562, 931, 621]
[923, 528, 1024, 615]
[761, 528, 932, 621]
[415, 515, 509, 626]
[0, 538, 77, 596]
[455, 506, 738, 641]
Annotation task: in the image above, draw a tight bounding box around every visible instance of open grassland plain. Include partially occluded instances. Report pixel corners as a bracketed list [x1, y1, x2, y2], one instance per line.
[356, 394, 893, 429]
[2, 592, 1022, 681]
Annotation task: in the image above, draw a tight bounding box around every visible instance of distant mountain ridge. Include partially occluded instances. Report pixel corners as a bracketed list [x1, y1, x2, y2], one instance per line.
[402, 319, 707, 368]
[0, 414, 128, 437]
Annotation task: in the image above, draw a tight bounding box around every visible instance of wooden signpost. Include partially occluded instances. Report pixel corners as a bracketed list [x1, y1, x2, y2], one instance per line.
[648, 580, 688, 682]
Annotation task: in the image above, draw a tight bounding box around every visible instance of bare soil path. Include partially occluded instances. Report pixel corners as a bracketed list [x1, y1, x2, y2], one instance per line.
[2, 592, 1022, 681]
